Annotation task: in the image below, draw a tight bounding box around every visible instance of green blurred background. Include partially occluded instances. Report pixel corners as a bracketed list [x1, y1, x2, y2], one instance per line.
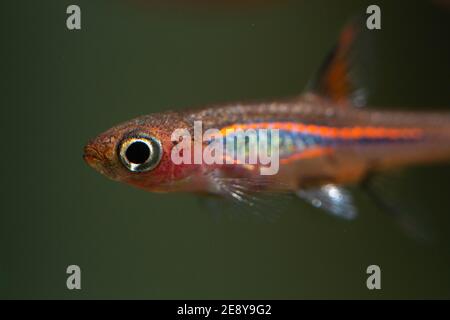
[1, 0, 450, 299]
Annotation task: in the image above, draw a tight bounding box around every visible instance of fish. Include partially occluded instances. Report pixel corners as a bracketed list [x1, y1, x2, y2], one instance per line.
[83, 21, 450, 222]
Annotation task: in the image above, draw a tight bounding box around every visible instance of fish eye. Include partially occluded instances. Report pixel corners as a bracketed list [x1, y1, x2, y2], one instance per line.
[119, 135, 162, 172]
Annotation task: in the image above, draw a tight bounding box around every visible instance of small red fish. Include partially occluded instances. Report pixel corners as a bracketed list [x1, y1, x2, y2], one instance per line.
[84, 22, 450, 220]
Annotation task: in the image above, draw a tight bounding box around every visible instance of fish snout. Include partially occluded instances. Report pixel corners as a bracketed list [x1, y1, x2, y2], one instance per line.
[83, 144, 106, 174]
[83, 143, 103, 168]
[83, 141, 120, 180]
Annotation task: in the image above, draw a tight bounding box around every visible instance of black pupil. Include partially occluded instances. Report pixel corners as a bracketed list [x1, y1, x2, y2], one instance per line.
[125, 141, 151, 164]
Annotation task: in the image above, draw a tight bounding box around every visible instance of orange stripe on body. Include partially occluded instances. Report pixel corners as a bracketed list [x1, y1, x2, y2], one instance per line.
[220, 148, 332, 165]
[219, 122, 424, 140]
[217, 122, 424, 164]
[280, 147, 333, 164]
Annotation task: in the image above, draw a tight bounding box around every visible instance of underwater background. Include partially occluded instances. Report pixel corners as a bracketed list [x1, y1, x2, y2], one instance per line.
[1, 0, 450, 299]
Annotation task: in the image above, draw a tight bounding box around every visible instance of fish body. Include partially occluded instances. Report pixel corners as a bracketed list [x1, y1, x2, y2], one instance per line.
[83, 22, 450, 220]
[84, 95, 450, 191]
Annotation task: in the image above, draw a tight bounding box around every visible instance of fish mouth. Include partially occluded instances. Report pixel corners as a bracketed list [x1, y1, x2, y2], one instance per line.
[83, 144, 102, 167]
[83, 144, 119, 180]
[83, 144, 107, 173]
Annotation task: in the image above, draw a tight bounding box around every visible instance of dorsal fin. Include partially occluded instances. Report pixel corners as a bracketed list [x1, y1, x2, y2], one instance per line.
[307, 19, 370, 108]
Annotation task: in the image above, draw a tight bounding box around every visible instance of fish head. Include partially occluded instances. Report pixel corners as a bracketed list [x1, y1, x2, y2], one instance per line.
[83, 113, 197, 192]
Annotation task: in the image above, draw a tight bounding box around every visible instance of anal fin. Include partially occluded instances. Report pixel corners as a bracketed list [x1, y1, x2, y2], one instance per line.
[361, 173, 435, 243]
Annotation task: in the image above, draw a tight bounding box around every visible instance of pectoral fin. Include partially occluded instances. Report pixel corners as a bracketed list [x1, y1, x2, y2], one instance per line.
[205, 169, 294, 221]
[296, 184, 357, 220]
